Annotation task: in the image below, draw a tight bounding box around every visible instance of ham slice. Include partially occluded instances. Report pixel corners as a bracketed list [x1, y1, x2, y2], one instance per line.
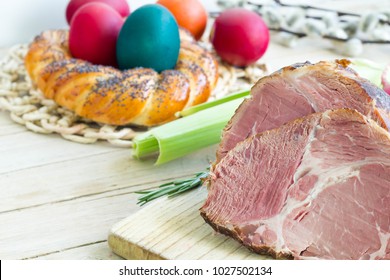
[200, 109, 390, 260]
[201, 109, 390, 259]
[216, 60, 390, 163]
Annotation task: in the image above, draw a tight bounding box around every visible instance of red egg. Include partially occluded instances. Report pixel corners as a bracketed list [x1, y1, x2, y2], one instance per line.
[69, 3, 124, 66]
[66, 0, 130, 24]
[210, 8, 270, 67]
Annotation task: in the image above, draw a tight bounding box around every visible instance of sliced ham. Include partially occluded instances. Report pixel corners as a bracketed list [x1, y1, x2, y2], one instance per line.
[200, 109, 390, 260]
[216, 60, 390, 163]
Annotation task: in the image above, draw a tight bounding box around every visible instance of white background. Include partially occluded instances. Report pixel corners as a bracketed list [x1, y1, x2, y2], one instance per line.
[2, 260, 390, 280]
[0, 0, 220, 47]
[0, 0, 383, 47]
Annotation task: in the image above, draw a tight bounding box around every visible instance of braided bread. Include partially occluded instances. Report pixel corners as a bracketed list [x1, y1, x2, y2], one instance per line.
[24, 29, 218, 127]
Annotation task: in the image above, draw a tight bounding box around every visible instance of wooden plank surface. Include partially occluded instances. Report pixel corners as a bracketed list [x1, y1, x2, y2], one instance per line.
[108, 187, 270, 260]
[0, 125, 214, 259]
[33, 242, 123, 260]
[0, 140, 215, 213]
[0, 0, 389, 260]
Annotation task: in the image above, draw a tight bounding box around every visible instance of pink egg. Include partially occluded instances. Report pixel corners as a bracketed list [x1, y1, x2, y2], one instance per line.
[382, 64, 390, 95]
[66, 0, 130, 24]
[69, 2, 124, 66]
[210, 8, 270, 67]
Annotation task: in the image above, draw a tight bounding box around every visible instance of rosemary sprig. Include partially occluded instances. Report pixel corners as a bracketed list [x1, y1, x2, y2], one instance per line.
[136, 170, 209, 206]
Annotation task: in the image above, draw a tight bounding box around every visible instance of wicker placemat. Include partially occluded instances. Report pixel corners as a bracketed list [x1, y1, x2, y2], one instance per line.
[0, 44, 267, 147]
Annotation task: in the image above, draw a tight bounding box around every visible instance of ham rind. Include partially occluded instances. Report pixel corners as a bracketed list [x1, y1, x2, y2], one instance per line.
[216, 60, 390, 163]
[200, 109, 390, 260]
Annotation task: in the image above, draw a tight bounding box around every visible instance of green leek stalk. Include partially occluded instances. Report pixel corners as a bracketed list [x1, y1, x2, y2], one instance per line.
[176, 89, 250, 117]
[133, 96, 247, 165]
[349, 59, 385, 88]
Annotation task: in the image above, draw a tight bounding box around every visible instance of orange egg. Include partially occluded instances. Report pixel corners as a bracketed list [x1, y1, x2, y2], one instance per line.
[157, 0, 207, 40]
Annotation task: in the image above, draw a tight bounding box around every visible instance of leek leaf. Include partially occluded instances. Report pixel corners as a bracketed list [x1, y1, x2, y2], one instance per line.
[350, 58, 385, 88]
[133, 97, 245, 165]
[176, 89, 250, 117]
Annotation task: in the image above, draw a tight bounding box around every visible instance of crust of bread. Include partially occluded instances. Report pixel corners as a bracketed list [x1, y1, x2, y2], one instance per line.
[25, 29, 218, 127]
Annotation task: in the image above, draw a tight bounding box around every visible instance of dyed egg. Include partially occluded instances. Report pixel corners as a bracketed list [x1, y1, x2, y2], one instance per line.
[157, 0, 207, 40]
[69, 2, 123, 66]
[211, 8, 270, 67]
[66, 0, 130, 24]
[116, 4, 180, 72]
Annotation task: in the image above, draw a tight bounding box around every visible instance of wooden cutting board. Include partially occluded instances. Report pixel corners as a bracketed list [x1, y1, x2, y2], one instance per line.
[108, 186, 272, 260]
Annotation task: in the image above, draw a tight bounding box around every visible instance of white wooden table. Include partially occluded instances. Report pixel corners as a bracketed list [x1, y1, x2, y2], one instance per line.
[1, 1, 389, 260]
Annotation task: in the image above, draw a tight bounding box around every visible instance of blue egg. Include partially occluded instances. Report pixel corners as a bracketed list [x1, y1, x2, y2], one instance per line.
[116, 4, 180, 72]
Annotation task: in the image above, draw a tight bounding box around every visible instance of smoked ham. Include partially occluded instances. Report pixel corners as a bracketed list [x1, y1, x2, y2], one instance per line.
[201, 109, 390, 260]
[216, 60, 390, 163]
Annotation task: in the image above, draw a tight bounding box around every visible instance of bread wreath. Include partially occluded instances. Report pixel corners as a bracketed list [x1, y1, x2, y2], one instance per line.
[24, 29, 218, 127]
